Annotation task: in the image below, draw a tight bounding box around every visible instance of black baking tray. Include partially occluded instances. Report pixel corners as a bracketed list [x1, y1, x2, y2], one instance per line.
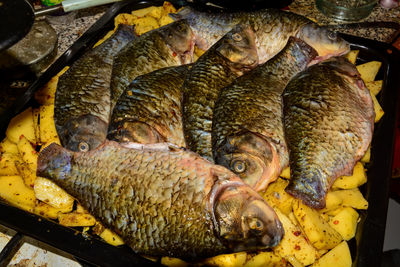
[0, 0, 399, 266]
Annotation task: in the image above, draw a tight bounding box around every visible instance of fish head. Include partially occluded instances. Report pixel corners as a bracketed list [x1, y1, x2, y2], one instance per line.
[214, 131, 280, 192]
[59, 114, 108, 152]
[211, 178, 284, 251]
[107, 120, 163, 144]
[296, 23, 350, 63]
[216, 24, 259, 75]
[161, 20, 195, 64]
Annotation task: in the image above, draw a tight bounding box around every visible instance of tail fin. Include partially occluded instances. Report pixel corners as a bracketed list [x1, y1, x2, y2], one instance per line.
[37, 143, 72, 180]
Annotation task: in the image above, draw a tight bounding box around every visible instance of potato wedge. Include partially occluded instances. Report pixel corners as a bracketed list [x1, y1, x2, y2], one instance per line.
[345, 50, 359, 64]
[39, 105, 59, 143]
[262, 178, 294, 215]
[311, 241, 352, 267]
[133, 16, 159, 35]
[159, 15, 175, 27]
[293, 200, 342, 250]
[99, 228, 125, 246]
[17, 135, 38, 173]
[366, 80, 383, 96]
[361, 146, 370, 163]
[34, 177, 74, 210]
[0, 175, 36, 212]
[6, 107, 36, 144]
[33, 201, 71, 219]
[371, 93, 384, 122]
[332, 162, 367, 189]
[203, 252, 247, 267]
[0, 152, 19, 176]
[161, 257, 188, 267]
[15, 160, 36, 188]
[333, 188, 368, 210]
[328, 207, 359, 240]
[244, 252, 283, 267]
[162, 1, 177, 14]
[319, 191, 343, 213]
[356, 61, 381, 82]
[273, 209, 318, 265]
[280, 167, 290, 179]
[131, 6, 158, 17]
[58, 212, 96, 227]
[0, 138, 19, 154]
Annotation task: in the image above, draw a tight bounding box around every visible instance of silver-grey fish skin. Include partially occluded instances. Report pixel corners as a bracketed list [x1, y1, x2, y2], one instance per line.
[37, 141, 283, 259]
[108, 65, 190, 147]
[171, 7, 349, 64]
[212, 37, 317, 192]
[283, 57, 375, 209]
[182, 24, 258, 162]
[110, 20, 194, 110]
[54, 24, 136, 152]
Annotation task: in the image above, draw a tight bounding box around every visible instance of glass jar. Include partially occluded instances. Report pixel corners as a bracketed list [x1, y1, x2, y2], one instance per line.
[315, 0, 377, 22]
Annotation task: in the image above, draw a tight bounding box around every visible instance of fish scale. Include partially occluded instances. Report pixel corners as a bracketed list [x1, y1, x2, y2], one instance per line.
[283, 58, 375, 208]
[37, 141, 283, 259]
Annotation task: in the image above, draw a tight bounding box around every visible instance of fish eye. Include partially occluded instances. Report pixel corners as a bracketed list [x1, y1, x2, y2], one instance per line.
[248, 217, 264, 231]
[327, 31, 337, 40]
[231, 160, 246, 173]
[232, 33, 243, 42]
[78, 142, 89, 152]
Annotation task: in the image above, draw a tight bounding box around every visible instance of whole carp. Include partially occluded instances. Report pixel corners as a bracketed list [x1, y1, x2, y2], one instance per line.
[170, 6, 349, 64]
[54, 24, 136, 152]
[212, 37, 317, 192]
[37, 141, 284, 259]
[108, 65, 191, 147]
[182, 24, 258, 162]
[282, 57, 375, 209]
[110, 20, 195, 110]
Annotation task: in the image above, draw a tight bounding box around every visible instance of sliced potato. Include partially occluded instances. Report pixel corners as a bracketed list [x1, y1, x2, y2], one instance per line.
[99, 228, 125, 246]
[15, 160, 36, 188]
[133, 16, 159, 35]
[6, 107, 36, 144]
[361, 146, 371, 163]
[0, 152, 19, 176]
[162, 1, 177, 14]
[280, 167, 290, 179]
[262, 178, 294, 215]
[366, 80, 383, 96]
[131, 6, 158, 17]
[332, 162, 367, 190]
[244, 252, 283, 267]
[328, 207, 359, 240]
[332, 188, 368, 210]
[293, 200, 342, 250]
[33, 201, 71, 219]
[146, 6, 164, 19]
[39, 105, 59, 143]
[34, 67, 69, 105]
[0, 138, 19, 154]
[203, 252, 247, 267]
[356, 61, 381, 82]
[345, 50, 359, 64]
[34, 177, 74, 210]
[0, 175, 36, 212]
[312, 241, 352, 267]
[17, 135, 38, 173]
[319, 191, 343, 213]
[273, 209, 318, 265]
[161, 257, 188, 267]
[159, 15, 175, 27]
[371, 93, 384, 122]
[58, 212, 96, 227]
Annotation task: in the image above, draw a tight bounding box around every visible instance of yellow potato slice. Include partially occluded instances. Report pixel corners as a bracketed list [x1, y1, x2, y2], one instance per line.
[58, 212, 96, 227]
[328, 207, 359, 241]
[162, 1, 177, 14]
[133, 16, 159, 35]
[161, 257, 188, 267]
[115, 13, 137, 26]
[280, 167, 290, 179]
[332, 188, 368, 210]
[6, 107, 36, 144]
[319, 191, 343, 213]
[34, 177, 74, 210]
[34, 201, 71, 219]
[99, 228, 125, 246]
[244, 252, 283, 267]
[0, 152, 19, 176]
[293, 200, 342, 250]
[15, 160, 36, 188]
[332, 162, 367, 189]
[0, 175, 36, 212]
[17, 135, 38, 173]
[273, 209, 318, 266]
[361, 146, 370, 163]
[131, 6, 158, 17]
[203, 252, 247, 267]
[0, 138, 19, 154]
[366, 80, 383, 96]
[311, 241, 352, 267]
[356, 61, 382, 82]
[345, 50, 359, 64]
[262, 178, 294, 215]
[39, 105, 59, 143]
[34, 66, 69, 105]
[371, 93, 384, 122]
[159, 15, 175, 27]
